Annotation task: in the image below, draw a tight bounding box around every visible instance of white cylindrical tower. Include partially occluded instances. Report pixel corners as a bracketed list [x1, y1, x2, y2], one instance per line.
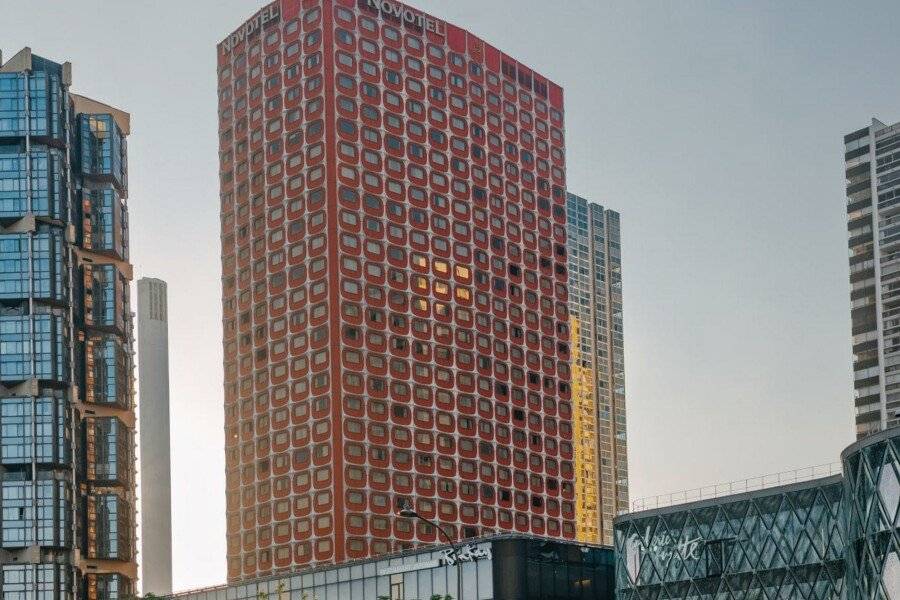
[137, 277, 173, 595]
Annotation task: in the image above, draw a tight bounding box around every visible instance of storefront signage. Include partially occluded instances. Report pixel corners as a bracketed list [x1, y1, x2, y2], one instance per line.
[364, 0, 446, 35]
[625, 528, 744, 583]
[221, 3, 280, 55]
[438, 544, 491, 566]
[647, 534, 705, 561]
[378, 559, 441, 576]
[377, 544, 491, 576]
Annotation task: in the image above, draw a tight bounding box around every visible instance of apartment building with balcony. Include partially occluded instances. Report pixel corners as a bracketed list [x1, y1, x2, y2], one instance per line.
[0, 48, 136, 599]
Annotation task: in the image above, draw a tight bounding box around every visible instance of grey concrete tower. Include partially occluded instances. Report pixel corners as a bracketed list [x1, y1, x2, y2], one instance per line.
[845, 118, 900, 439]
[137, 277, 173, 595]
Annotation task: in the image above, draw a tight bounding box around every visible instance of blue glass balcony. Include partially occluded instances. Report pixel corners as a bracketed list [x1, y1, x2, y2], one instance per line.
[85, 417, 130, 487]
[0, 69, 65, 141]
[0, 314, 68, 384]
[78, 114, 127, 192]
[0, 147, 67, 221]
[0, 395, 70, 466]
[84, 264, 128, 333]
[84, 335, 129, 408]
[0, 564, 72, 598]
[87, 493, 131, 561]
[0, 75, 26, 137]
[87, 573, 133, 600]
[0, 230, 68, 303]
[80, 188, 127, 260]
[0, 477, 72, 549]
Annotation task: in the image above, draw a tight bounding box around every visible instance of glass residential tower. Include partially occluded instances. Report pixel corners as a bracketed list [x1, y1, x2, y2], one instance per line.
[0, 48, 136, 599]
[565, 193, 627, 545]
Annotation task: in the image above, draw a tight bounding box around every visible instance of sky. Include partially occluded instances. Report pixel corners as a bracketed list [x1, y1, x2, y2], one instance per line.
[4, 0, 900, 591]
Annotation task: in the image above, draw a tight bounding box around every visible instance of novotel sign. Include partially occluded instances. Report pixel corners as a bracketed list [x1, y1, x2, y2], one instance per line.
[221, 3, 281, 55]
[363, 0, 446, 35]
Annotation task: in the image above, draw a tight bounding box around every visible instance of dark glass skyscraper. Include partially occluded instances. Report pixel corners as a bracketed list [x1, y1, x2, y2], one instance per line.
[0, 48, 136, 599]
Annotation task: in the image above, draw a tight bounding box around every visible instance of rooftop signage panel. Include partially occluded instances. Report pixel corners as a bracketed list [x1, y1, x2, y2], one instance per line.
[361, 0, 446, 35]
[220, 2, 280, 55]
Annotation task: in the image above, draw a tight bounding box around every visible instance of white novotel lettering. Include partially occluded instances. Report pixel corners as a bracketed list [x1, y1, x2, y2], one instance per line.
[365, 0, 446, 35]
[222, 4, 281, 55]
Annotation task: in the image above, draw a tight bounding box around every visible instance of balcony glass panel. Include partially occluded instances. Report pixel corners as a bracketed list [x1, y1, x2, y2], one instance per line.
[85, 264, 127, 332]
[81, 188, 126, 259]
[86, 417, 129, 486]
[88, 493, 130, 561]
[0, 396, 69, 466]
[84, 335, 128, 408]
[0, 478, 72, 548]
[87, 573, 132, 600]
[0, 231, 67, 302]
[0, 314, 68, 384]
[0, 70, 64, 140]
[78, 115, 126, 192]
[0, 564, 73, 600]
[0, 148, 66, 220]
[0, 75, 26, 136]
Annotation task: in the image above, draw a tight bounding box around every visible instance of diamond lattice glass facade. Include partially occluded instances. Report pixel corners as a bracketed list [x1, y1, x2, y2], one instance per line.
[616, 477, 846, 600]
[844, 428, 900, 600]
[0, 49, 136, 599]
[616, 427, 900, 600]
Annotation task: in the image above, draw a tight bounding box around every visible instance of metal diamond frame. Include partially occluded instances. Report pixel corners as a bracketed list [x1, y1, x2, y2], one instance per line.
[843, 428, 900, 600]
[615, 428, 900, 600]
[615, 475, 846, 600]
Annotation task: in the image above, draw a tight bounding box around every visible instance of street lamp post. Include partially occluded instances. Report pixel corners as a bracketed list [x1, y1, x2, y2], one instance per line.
[399, 506, 464, 600]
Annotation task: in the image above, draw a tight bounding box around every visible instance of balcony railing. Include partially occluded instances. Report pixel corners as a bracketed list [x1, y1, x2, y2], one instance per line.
[625, 462, 842, 514]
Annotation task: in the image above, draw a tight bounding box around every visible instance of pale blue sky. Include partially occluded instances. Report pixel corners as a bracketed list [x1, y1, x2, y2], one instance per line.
[4, 0, 899, 591]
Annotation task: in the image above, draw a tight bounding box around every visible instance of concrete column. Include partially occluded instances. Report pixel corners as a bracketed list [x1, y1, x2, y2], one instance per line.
[137, 277, 173, 595]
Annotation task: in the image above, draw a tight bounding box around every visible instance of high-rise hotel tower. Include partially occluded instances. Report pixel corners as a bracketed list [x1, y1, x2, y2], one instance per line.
[0, 49, 136, 598]
[219, 0, 573, 580]
[846, 118, 900, 438]
[565, 193, 627, 546]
